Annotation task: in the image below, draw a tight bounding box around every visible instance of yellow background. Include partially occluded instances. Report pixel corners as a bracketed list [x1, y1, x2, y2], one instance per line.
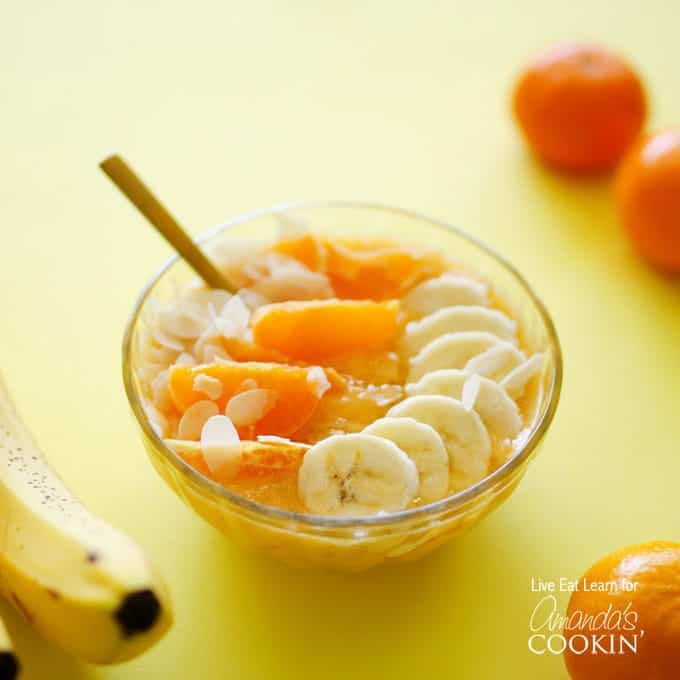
[2, 1, 680, 678]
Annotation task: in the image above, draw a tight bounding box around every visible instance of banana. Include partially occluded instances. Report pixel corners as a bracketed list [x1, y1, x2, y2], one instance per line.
[406, 368, 468, 398]
[407, 331, 500, 382]
[363, 418, 449, 503]
[388, 395, 491, 491]
[401, 274, 489, 317]
[298, 434, 418, 516]
[0, 615, 20, 679]
[461, 374, 522, 440]
[401, 305, 516, 356]
[500, 353, 544, 399]
[407, 370, 521, 441]
[0, 376, 172, 664]
[464, 341, 525, 380]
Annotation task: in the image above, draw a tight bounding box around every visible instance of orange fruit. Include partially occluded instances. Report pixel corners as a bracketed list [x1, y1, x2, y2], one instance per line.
[174, 440, 305, 509]
[615, 130, 680, 272]
[272, 233, 327, 271]
[168, 361, 331, 437]
[273, 236, 444, 300]
[513, 42, 646, 173]
[251, 299, 400, 361]
[323, 239, 442, 300]
[220, 336, 288, 363]
[564, 541, 680, 680]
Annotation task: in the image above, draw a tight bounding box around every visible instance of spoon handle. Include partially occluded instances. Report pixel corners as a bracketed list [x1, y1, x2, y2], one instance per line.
[100, 154, 234, 292]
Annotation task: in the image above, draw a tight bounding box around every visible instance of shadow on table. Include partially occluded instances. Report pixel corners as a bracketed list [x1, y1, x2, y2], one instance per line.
[199, 508, 567, 679]
[518, 153, 680, 301]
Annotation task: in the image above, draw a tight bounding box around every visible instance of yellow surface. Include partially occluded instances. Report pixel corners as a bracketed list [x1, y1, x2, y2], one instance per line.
[1, 1, 679, 678]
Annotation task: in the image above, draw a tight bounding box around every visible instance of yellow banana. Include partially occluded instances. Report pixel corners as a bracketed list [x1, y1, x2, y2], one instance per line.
[0, 614, 20, 679]
[0, 376, 172, 663]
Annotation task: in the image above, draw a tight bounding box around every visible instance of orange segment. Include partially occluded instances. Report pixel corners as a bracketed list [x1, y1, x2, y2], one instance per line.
[272, 234, 326, 271]
[220, 336, 288, 363]
[251, 299, 400, 361]
[323, 239, 444, 299]
[173, 440, 305, 510]
[168, 361, 331, 437]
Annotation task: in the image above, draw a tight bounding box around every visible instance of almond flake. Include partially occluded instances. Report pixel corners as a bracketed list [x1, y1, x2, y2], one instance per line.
[152, 326, 185, 351]
[193, 374, 223, 400]
[306, 367, 331, 398]
[158, 303, 209, 339]
[461, 374, 481, 411]
[251, 268, 333, 302]
[144, 401, 168, 437]
[200, 415, 241, 477]
[226, 388, 277, 426]
[175, 352, 197, 366]
[217, 295, 251, 339]
[177, 400, 219, 440]
[151, 369, 172, 410]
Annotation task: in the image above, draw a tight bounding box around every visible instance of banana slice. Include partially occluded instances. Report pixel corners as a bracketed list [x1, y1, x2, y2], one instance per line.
[406, 368, 468, 398]
[461, 374, 522, 439]
[388, 395, 491, 491]
[464, 342, 525, 380]
[407, 331, 500, 383]
[401, 306, 516, 356]
[407, 369, 521, 441]
[363, 418, 449, 503]
[500, 353, 544, 398]
[298, 434, 418, 516]
[402, 274, 489, 317]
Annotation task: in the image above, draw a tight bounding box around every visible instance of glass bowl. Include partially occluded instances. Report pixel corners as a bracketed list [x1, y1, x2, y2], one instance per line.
[122, 202, 562, 572]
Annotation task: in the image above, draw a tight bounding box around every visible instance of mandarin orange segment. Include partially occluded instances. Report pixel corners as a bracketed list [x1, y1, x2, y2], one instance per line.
[272, 234, 326, 271]
[323, 239, 443, 299]
[168, 361, 330, 437]
[220, 336, 288, 363]
[251, 299, 400, 361]
[174, 440, 305, 510]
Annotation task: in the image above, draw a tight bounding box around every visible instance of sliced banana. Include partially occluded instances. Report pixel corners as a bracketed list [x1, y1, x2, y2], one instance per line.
[406, 368, 468, 399]
[298, 434, 419, 516]
[407, 331, 500, 383]
[500, 353, 544, 398]
[363, 417, 449, 503]
[402, 274, 489, 317]
[461, 374, 522, 440]
[387, 395, 491, 491]
[407, 369, 522, 440]
[401, 306, 516, 356]
[464, 342, 525, 380]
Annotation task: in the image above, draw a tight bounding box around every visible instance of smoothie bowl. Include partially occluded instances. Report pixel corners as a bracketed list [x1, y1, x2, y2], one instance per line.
[123, 202, 562, 571]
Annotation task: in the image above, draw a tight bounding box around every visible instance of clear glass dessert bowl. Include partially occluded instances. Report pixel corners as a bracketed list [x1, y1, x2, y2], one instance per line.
[122, 202, 562, 571]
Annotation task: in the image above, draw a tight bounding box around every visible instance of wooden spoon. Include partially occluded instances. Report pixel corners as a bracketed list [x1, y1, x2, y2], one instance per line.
[99, 154, 235, 292]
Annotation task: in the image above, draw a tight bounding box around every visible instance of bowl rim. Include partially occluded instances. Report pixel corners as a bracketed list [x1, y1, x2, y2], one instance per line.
[122, 200, 563, 529]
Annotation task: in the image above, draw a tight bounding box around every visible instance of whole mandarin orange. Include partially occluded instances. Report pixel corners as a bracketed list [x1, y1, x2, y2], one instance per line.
[513, 42, 646, 173]
[564, 541, 680, 680]
[615, 130, 680, 272]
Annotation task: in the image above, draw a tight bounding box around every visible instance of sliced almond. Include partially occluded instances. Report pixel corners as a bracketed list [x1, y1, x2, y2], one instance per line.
[151, 369, 172, 410]
[226, 388, 278, 426]
[177, 400, 219, 440]
[240, 378, 258, 391]
[200, 415, 242, 478]
[193, 374, 223, 400]
[158, 303, 209, 339]
[461, 373, 482, 411]
[152, 326, 185, 351]
[175, 352, 197, 366]
[216, 295, 251, 339]
[306, 366, 331, 398]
